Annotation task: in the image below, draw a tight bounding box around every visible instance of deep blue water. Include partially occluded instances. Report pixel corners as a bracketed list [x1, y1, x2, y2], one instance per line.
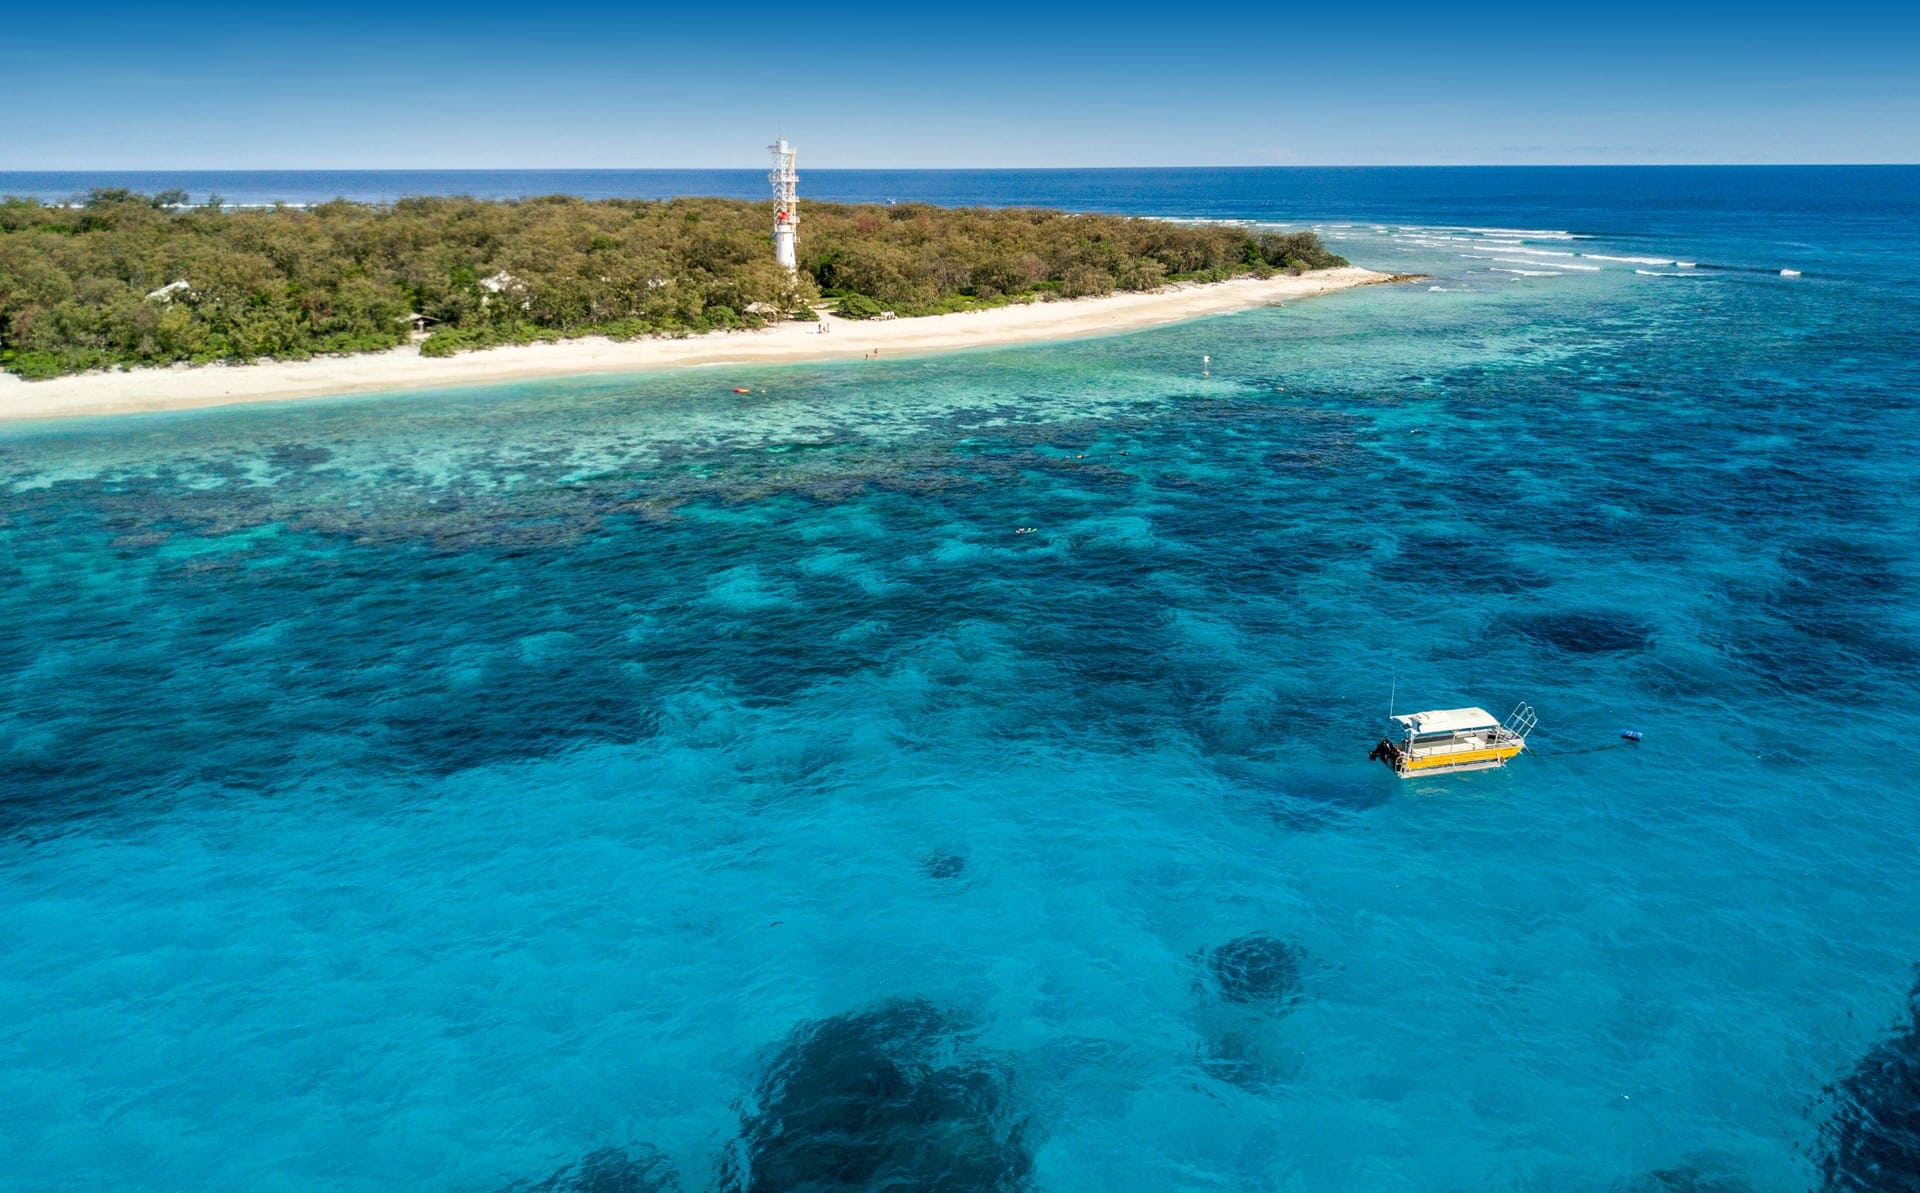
[5, 163, 1912, 234]
[4, 168, 1920, 1192]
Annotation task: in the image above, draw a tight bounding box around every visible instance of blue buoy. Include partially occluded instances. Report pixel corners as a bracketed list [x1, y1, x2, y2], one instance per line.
[1620, 730, 1643, 743]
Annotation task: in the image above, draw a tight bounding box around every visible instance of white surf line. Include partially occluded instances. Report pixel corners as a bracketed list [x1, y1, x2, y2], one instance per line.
[1494, 258, 1599, 271]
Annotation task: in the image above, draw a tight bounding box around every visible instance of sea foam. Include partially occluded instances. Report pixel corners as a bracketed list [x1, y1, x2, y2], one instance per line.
[1494, 258, 1599, 272]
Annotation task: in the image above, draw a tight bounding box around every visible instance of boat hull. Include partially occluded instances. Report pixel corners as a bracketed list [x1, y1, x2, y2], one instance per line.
[1372, 740, 1524, 778]
[1397, 747, 1521, 777]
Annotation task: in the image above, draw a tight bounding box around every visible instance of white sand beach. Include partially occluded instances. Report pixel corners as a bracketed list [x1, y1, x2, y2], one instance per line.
[0, 267, 1390, 424]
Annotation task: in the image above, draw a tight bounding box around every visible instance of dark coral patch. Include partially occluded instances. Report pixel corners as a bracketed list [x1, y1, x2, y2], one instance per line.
[922, 852, 967, 880]
[1818, 970, 1920, 1192]
[1515, 609, 1655, 655]
[266, 442, 335, 471]
[1200, 933, 1306, 1010]
[1381, 533, 1550, 594]
[502, 1144, 679, 1193]
[1250, 769, 1392, 831]
[722, 998, 1031, 1192]
[1611, 1163, 1753, 1192]
[1190, 934, 1312, 1087]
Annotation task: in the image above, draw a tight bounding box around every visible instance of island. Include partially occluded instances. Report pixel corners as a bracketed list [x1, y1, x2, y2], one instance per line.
[0, 190, 1393, 421]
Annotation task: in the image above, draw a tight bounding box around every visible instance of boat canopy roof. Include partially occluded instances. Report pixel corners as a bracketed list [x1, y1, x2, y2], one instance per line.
[1393, 707, 1499, 735]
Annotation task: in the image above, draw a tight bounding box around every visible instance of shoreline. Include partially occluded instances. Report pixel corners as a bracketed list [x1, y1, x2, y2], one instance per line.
[0, 267, 1392, 424]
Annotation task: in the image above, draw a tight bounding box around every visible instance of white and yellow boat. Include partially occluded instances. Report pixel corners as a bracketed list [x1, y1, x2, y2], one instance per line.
[1369, 703, 1536, 778]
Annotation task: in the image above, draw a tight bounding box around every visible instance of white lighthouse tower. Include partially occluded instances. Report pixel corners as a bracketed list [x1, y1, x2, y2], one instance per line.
[769, 135, 798, 274]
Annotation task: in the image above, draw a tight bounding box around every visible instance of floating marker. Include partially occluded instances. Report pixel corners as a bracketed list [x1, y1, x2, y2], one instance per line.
[1620, 730, 1643, 742]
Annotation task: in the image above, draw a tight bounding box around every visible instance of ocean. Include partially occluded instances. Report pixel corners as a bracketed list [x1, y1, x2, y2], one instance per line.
[3, 167, 1918, 1192]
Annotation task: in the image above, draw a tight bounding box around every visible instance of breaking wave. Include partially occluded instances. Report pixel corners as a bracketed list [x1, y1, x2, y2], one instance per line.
[1450, 225, 1587, 239]
[1494, 257, 1599, 272]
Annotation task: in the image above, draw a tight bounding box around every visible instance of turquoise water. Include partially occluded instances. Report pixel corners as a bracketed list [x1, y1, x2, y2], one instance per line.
[4, 172, 1920, 1191]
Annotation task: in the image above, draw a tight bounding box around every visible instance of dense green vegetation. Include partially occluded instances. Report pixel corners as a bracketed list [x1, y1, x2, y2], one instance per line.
[0, 190, 1346, 378]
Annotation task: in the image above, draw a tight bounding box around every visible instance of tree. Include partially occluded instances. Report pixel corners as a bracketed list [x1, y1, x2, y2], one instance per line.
[0, 190, 1346, 377]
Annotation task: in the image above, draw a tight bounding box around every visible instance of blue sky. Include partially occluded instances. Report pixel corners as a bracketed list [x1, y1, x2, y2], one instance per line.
[8, 2, 1917, 167]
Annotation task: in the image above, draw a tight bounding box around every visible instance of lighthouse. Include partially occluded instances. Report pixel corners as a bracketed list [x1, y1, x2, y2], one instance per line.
[769, 136, 798, 273]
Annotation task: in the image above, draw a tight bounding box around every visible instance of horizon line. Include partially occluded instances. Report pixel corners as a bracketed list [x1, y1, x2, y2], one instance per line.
[3, 162, 1916, 173]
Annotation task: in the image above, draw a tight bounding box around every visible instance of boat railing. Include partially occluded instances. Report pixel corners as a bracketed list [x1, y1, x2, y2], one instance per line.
[1502, 702, 1538, 746]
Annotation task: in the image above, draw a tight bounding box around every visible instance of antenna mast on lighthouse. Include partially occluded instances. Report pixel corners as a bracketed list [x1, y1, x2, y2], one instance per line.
[769, 135, 798, 274]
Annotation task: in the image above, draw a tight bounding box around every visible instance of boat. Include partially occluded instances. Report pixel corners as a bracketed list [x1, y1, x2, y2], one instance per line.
[1368, 703, 1536, 778]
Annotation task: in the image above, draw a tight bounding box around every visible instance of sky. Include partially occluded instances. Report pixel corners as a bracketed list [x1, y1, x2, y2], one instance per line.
[7, 2, 1918, 168]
